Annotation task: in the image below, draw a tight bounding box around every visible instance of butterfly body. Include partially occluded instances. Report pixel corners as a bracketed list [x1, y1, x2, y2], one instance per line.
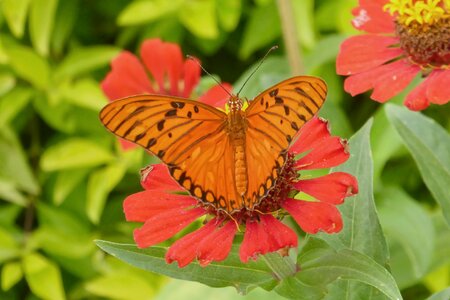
[100, 76, 327, 213]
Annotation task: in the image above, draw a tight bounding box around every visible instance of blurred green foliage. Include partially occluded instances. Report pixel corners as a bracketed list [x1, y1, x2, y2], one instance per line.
[0, 0, 449, 299]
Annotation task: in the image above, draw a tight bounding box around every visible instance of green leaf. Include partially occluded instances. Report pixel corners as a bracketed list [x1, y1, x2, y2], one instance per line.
[297, 249, 402, 300]
[216, 0, 241, 31]
[53, 46, 120, 80]
[426, 287, 450, 300]
[386, 104, 450, 226]
[29, 0, 58, 56]
[371, 107, 403, 187]
[156, 279, 286, 300]
[377, 187, 434, 289]
[0, 127, 40, 195]
[292, 0, 316, 49]
[319, 119, 389, 263]
[0, 179, 28, 206]
[1, 37, 50, 89]
[96, 241, 277, 294]
[37, 203, 90, 235]
[85, 273, 155, 300]
[23, 253, 65, 300]
[303, 35, 346, 72]
[317, 119, 391, 299]
[53, 168, 89, 205]
[0, 226, 20, 263]
[233, 56, 290, 98]
[239, 2, 281, 59]
[1, 0, 31, 38]
[179, 0, 219, 39]
[87, 162, 127, 224]
[59, 78, 108, 111]
[1, 261, 23, 291]
[118, 0, 182, 26]
[0, 87, 33, 127]
[40, 138, 114, 171]
[51, 0, 78, 56]
[0, 70, 16, 97]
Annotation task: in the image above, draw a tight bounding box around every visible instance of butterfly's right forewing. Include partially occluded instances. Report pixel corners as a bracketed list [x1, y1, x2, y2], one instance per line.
[244, 76, 327, 208]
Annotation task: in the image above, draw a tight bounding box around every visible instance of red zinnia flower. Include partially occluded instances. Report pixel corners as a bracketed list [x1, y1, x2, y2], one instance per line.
[124, 114, 358, 267]
[337, 0, 450, 110]
[101, 38, 231, 150]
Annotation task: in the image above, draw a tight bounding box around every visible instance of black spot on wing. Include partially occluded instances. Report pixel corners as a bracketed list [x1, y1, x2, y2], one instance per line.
[171, 101, 185, 109]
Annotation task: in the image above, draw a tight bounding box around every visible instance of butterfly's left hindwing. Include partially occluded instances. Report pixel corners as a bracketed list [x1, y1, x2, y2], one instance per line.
[244, 76, 327, 208]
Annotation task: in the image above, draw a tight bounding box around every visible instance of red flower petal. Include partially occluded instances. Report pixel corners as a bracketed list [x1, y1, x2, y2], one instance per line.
[164, 43, 183, 96]
[351, 0, 395, 33]
[239, 215, 297, 263]
[140, 164, 183, 192]
[290, 117, 330, 155]
[336, 35, 402, 75]
[344, 59, 420, 102]
[197, 221, 237, 266]
[404, 77, 430, 111]
[282, 198, 343, 234]
[101, 51, 153, 99]
[140, 39, 166, 93]
[118, 139, 137, 151]
[198, 83, 233, 108]
[427, 70, 450, 105]
[165, 219, 217, 268]
[295, 137, 349, 170]
[182, 58, 201, 98]
[134, 207, 206, 248]
[294, 172, 358, 204]
[123, 191, 197, 222]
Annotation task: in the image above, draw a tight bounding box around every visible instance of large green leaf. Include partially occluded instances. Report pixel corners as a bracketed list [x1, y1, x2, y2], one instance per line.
[1, 0, 31, 38]
[426, 287, 450, 300]
[155, 279, 285, 300]
[23, 252, 65, 300]
[0, 87, 33, 127]
[317, 119, 391, 299]
[1, 261, 23, 291]
[53, 46, 120, 80]
[29, 0, 58, 56]
[386, 104, 450, 226]
[118, 0, 182, 26]
[292, 0, 316, 49]
[216, 0, 241, 32]
[377, 187, 434, 289]
[0, 127, 39, 195]
[1, 37, 50, 89]
[0, 226, 20, 263]
[297, 249, 401, 300]
[95, 241, 277, 294]
[179, 0, 219, 39]
[40, 138, 114, 171]
[85, 273, 156, 300]
[87, 161, 127, 224]
[239, 2, 281, 59]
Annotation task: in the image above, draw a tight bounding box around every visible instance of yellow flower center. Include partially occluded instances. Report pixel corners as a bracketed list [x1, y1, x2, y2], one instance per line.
[384, 0, 449, 25]
[384, 0, 450, 68]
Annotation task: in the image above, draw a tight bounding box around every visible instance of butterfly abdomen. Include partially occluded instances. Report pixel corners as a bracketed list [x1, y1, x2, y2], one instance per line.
[228, 107, 249, 199]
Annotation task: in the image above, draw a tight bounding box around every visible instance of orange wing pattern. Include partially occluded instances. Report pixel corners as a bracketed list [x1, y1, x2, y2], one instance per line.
[244, 76, 327, 208]
[100, 95, 242, 211]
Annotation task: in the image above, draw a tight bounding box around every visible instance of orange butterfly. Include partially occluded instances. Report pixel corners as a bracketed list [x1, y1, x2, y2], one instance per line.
[100, 76, 327, 213]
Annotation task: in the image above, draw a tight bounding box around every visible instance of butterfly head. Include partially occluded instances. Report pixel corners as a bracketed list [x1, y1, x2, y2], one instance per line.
[227, 95, 243, 112]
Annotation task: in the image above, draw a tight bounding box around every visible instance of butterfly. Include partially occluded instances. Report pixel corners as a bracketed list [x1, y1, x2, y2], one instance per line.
[100, 76, 327, 213]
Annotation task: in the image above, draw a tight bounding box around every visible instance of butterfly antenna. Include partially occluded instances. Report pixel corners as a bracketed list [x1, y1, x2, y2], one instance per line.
[237, 45, 278, 96]
[186, 55, 233, 97]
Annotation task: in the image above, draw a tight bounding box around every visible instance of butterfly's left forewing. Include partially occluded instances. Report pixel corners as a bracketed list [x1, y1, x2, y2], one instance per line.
[100, 95, 243, 212]
[244, 76, 327, 208]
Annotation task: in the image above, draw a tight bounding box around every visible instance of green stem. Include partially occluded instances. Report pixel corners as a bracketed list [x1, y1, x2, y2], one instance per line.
[276, 0, 304, 75]
[262, 252, 298, 280]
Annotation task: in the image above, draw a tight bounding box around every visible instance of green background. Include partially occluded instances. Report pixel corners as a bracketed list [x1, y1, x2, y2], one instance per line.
[0, 0, 449, 299]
